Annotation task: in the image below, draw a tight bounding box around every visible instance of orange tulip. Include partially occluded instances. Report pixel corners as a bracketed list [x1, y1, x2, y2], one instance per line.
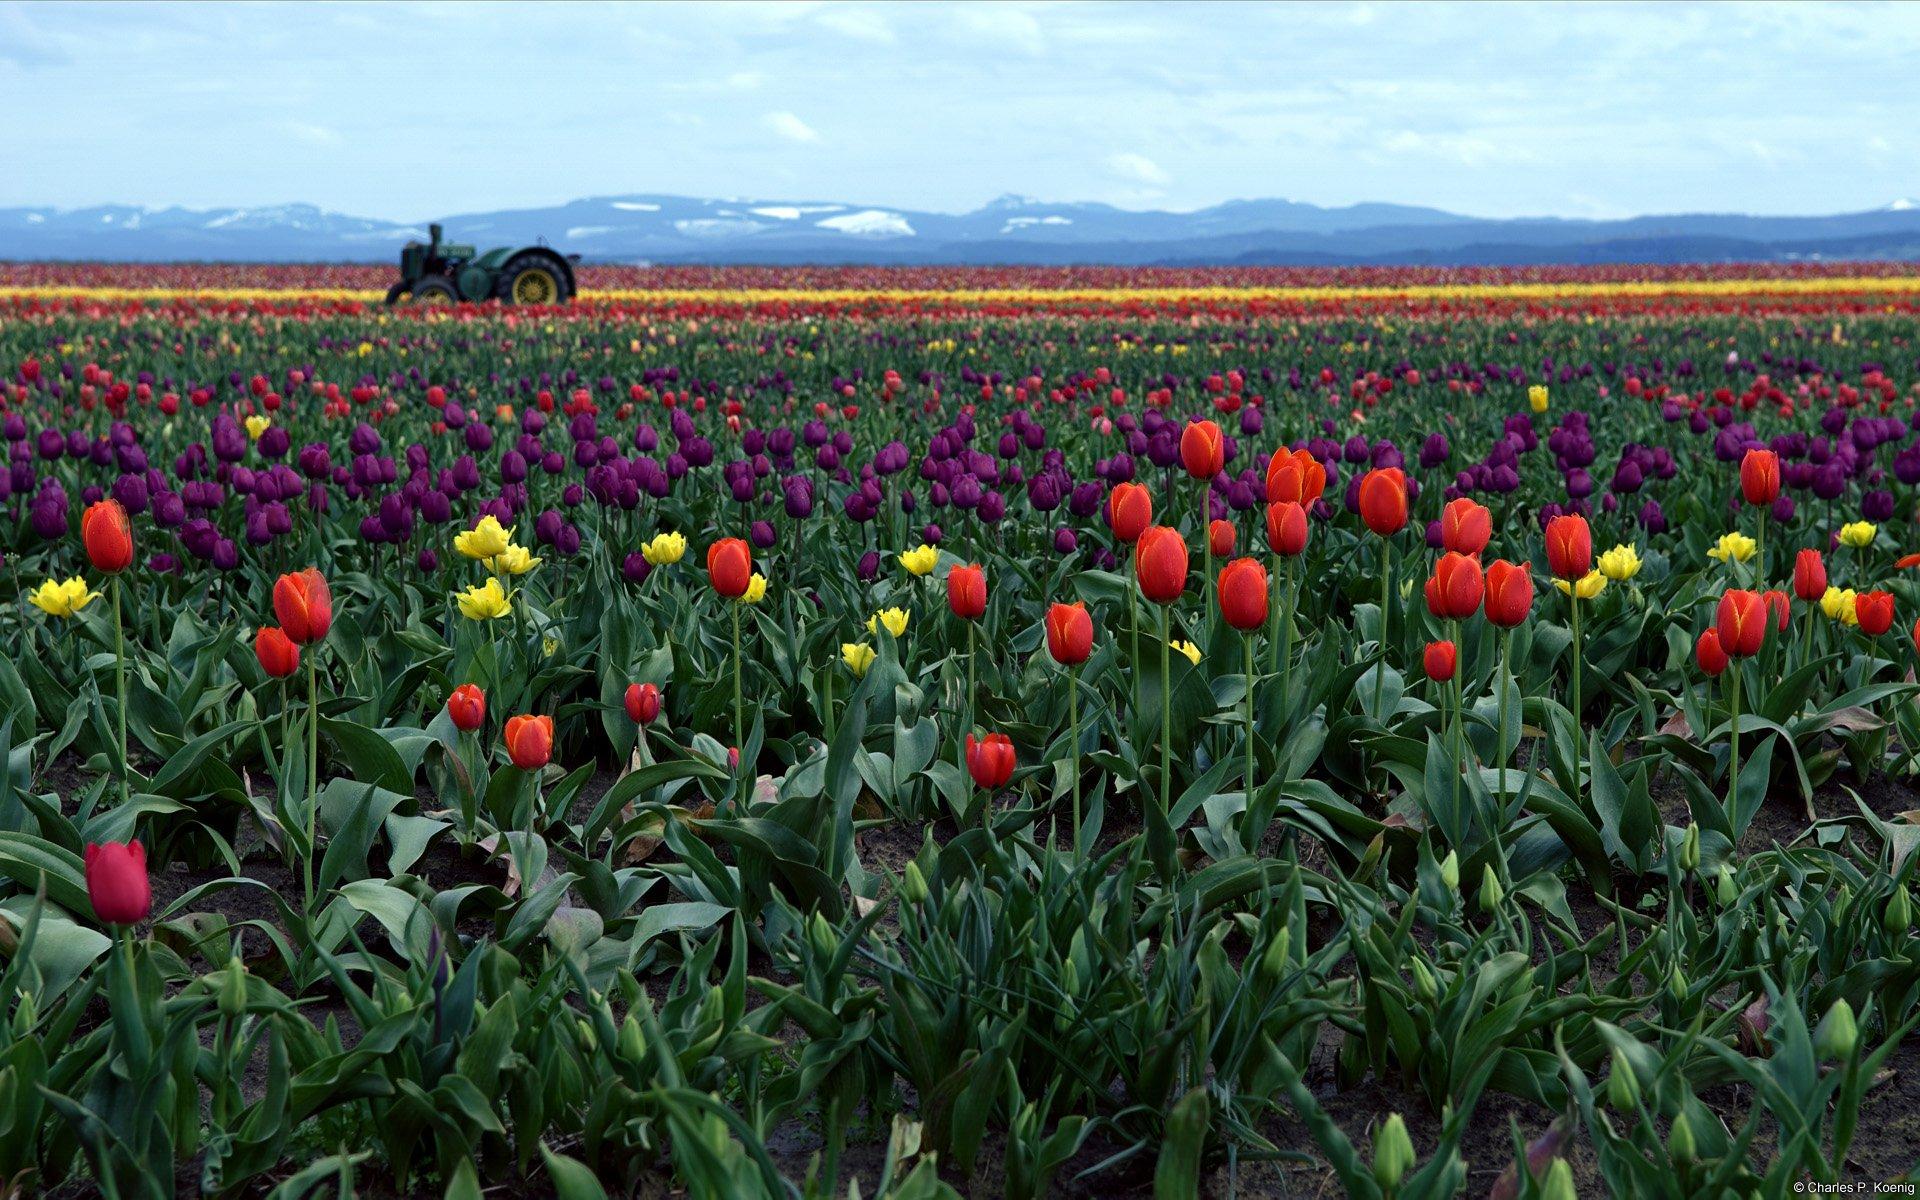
[273, 568, 332, 645]
[1266, 448, 1326, 506]
[1045, 601, 1094, 665]
[1740, 449, 1781, 506]
[81, 499, 133, 574]
[1793, 549, 1826, 601]
[1208, 518, 1236, 558]
[706, 537, 752, 598]
[1544, 515, 1592, 580]
[1135, 526, 1189, 605]
[504, 714, 554, 770]
[1423, 552, 1484, 621]
[1357, 468, 1408, 536]
[1483, 560, 1534, 627]
[1438, 498, 1491, 556]
[1217, 557, 1269, 631]
[1856, 590, 1895, 636]
[1179, 419, 1225, 479]
[1108, 482, 1152, 544]
[946, 563, 986, 620]
[1715, 589, 1767, 657]
[254, 626, 300, 678]
[1266, 501, 1308, 556]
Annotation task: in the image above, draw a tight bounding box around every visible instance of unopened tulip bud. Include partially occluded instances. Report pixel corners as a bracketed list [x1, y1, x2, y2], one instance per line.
[1410, 957, 1437, 1004]
[218, 956, 248, 1018]
[1372, 1113, 1414, 1190]
[1061, 956, 1079, 997]
[11, 989, 36, 1037]
[901, 861, 928, 905]
[618, 1013, 646, 1063]
[808, 911, 838, 959]
[1479, 865, 1504, 913]
[1668, 963, 1688, 997]
[1815, 998, 1858, 1061]
[1607, 1048, 1640, 1113]
[1668, 1112, 1696, 1164]
[1679, 823, 1700, 873]
[1889, 886, 1912, 936]
[1540, 1159, 1577, 1200]
[1715, 869, 1737, 906]
[1439, 850, 1460, 892]
[576, 1018, 596, 1049]
[1259, 927, 1291, 982]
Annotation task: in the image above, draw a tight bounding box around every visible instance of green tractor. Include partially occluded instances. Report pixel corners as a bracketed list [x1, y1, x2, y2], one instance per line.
[384, 224, 579, 306]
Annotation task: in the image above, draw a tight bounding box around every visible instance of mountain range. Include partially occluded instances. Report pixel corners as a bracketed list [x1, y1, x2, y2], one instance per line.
[5, 194, 1920, 265]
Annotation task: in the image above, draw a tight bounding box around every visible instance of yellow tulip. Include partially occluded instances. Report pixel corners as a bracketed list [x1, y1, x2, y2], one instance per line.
[898, 544, 939, 577]
[1706, 532, 1757, 563]
[868, 607, 909, 638]
[454, 515, 514, 561]
[27, 576, 99, 619]
[1821, 586, 1856, 621]
[1839, 521, 1877, 549]
[1172, 640, 1202, 665]
[1553, 571, 1607, 600]
[1597, 544, 1642, 581]
[485, 543, 542, 576]
[455, 578, 513, 621]
[244, 415, 270, 440]
[743, 573, 768, 604]
[841, 642, 876, 676]
[1528, 385, 1549, 413]
[641, 531, 687, 565]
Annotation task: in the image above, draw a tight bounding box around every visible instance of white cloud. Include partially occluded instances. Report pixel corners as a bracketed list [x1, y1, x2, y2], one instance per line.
[1107, 153, 1170, 185]
[283, 121, 341, 146]
[816, 7, 894, 44]
[763, 111, 821, 144]
[953, 7, 1045, 55]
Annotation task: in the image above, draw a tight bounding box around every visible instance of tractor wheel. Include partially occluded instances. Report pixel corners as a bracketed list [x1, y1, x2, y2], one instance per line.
[408, 276, 459, 305]
[383, 282, 409, 306]
[497, 254, 569, 305]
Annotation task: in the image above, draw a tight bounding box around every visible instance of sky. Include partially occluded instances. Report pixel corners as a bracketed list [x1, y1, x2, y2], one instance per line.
[2, 0, 1916, 220]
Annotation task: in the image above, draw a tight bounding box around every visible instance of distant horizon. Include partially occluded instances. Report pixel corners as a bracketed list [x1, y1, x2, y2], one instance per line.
[5, 2, 1916, 220]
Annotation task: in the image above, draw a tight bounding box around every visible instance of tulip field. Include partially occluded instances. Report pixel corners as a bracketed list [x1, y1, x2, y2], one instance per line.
[7, 263, 1920, 1197]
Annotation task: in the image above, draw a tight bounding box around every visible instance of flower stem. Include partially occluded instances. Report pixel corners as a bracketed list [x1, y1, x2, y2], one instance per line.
[1374, 539, 1392, 718]
[303, 654, 319, 909]
[1159, 605, 1172, 825]
[1244, 632, 1256, 808]
[111, 575, 128, 808]
[1068, 667, 1081, 863]
[731, 601, 743, 754]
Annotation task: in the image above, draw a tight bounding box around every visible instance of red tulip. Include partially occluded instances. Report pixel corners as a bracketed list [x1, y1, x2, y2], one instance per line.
[1135, 526, 1189, 604]
[1716, 589, 1768, 657]
[1108, 482, 1152, 544]
[1208, 518, 1235, 558]
[1357, 468, 1408, 536]
[504, 714, 554, 770]
[85, 840, 151, 925]
[1423, 552, 1485, 621]
[965, 731, 1016, 790]
[1763, 589, 1790, 632]
[1856, 590, 1895, 636]
[1912, 616, 1920, 658]
[946, 563, 987, 621]
[1740, 449, 1781, 506]
[1217, 557, 1269, 631]
[1483, 560, 1534, 627]
[1265, 501, 1308, 556]
[81, 499, 133, 574]
[1045, 602, 1094, 665]
[1544, 515, 1592, 581]
[1439, 498, 1492, 556]
[706, 538, 752, 598]
[447, 683, 486, 731]
[1423, 640, 1457, 682]
[254, 626, 300, 678]
[1793, 549, 1827, 602]
[1695, 628, 1729, 676]
[1265, 448, 1326, 506]
[625, 682, 662, 724]
[1179, 419, 1224, 479]
[273, 568, 332, 645]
